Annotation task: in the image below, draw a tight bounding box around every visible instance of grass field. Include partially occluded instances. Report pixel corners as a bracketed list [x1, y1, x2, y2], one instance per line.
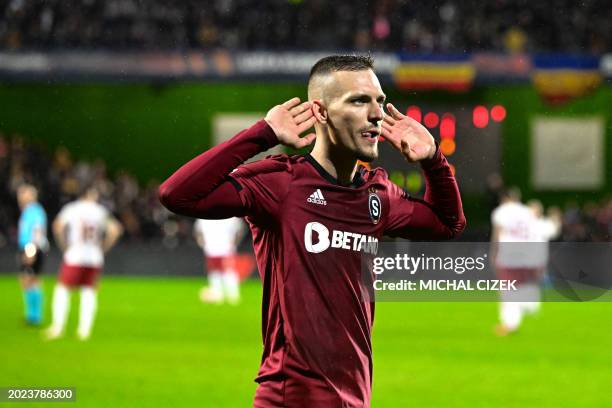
[1, 274, 610, 407]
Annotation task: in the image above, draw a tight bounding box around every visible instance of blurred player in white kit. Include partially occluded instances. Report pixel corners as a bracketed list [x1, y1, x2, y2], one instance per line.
[193, 217, 244, 305]
[527, 199, 562, 247]
[491, 189, 560, 336]
[45, 186, 123, 340]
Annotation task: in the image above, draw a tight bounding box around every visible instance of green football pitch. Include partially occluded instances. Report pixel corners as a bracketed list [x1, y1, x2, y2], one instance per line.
[0, 274, 610, 407]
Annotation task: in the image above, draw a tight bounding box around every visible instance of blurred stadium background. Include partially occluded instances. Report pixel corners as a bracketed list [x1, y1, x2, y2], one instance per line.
[0, 1, 610, 407]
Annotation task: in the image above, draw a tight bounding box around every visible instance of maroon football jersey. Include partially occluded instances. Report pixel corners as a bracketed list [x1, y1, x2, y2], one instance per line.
[159, 120, 465, 407]
[231, 153, 458, 407]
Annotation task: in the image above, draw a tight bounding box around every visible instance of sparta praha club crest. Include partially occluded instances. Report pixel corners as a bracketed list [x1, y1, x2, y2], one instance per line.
[368, 191, 381, 224]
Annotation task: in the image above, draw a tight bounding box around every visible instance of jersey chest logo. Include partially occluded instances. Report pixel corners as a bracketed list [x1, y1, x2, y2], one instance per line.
[307, 189, 327, 206]
[368, 190, 381, 224]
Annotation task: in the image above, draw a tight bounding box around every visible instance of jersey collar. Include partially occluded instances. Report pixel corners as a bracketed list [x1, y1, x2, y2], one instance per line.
[304, 154, 366, 188]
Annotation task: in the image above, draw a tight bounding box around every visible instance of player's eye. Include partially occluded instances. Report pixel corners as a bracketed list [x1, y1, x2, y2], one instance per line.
[350, 97, 369, 104]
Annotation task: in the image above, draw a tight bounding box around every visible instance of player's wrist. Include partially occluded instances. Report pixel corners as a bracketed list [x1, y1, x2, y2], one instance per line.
[418, 142, 442, 169]
[256, 119, 281, 149]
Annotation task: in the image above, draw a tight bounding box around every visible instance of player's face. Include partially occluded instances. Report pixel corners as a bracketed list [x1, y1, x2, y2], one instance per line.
[324, 70, 385, 162]
[17, 187, 35, 209]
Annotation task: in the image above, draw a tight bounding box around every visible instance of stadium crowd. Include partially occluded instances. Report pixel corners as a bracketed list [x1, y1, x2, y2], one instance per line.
[0, 132, 610, 249]
[0, 0, 609, 54]
[0, 132, 192, 250]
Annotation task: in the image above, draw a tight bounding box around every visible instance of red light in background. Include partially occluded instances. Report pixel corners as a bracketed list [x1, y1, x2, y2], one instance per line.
[424, 112, 439, 128]
[491, 105, 506, 122]
[440, 113, 455, 139]
[406, 106, 421, 122]
[473, 105, 489, 128]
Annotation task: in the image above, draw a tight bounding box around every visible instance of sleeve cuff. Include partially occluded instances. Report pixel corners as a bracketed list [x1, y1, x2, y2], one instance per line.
[227, 176, 243, 192]
[253, 119, 280, 150]
[419, 142, 444, 170]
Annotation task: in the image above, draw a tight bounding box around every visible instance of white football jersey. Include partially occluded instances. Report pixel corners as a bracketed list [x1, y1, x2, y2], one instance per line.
[532, 218, 559, 242]
[194, 218, 243, 257]
[492, 202, 541, 267]
[56, 200, 110, 267]
[528, 218, 560, 267]
[492, 202, 535, 242]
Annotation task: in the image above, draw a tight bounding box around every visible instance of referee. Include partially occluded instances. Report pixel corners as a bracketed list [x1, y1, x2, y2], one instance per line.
[17, 184, 48, 325]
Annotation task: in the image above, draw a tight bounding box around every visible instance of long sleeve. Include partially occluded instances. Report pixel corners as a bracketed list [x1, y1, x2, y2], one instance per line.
[384, 147, 466, 240]
[158, 119, 279, 218]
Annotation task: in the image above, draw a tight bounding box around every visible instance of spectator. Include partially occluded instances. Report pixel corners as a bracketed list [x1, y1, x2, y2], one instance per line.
[0, 1, 609, 54]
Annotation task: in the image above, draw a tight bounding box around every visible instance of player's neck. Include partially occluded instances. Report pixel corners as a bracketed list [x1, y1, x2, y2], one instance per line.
[20, 201, 35, 210]
[310, 143, 358, 186]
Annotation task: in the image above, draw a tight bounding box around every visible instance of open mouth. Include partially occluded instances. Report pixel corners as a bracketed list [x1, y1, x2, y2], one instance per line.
[361, 129, 380, 138]
[361, 129, 380, 144]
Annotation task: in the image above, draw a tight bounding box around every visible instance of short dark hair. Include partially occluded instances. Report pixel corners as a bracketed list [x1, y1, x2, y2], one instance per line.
[78, 182, 98, 198]
[309, 55, 374, 82]
[500, 186, 521, 202]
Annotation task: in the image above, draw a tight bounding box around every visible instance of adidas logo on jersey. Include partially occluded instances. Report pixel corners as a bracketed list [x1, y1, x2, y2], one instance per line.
[307, 189, 327, 206]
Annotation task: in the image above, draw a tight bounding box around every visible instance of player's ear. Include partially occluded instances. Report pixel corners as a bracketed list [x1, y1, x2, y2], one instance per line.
[312, 100, 327, 124]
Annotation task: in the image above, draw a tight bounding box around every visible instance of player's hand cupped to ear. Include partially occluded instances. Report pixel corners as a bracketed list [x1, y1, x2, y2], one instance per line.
[265, 97, 317, 149]
[381, 102, 436, 162]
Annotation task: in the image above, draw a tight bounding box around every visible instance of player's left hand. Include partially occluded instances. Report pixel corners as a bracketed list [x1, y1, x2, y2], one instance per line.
[381, 103, 436, 162]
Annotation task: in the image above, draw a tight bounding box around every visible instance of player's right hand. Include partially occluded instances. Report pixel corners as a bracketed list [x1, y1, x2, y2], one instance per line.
[265, 97, 317, 149]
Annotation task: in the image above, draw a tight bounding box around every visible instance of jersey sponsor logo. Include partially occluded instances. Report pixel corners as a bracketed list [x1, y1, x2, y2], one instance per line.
[307, 189, 327, 206]
[304, 222, 378, 255]
[368, 193, 381, 224]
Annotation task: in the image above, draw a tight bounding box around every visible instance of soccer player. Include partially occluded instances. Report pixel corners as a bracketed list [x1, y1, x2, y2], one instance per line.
[45, 186, 123, 340]
[527, 199, 562, 245]
[527, 199, 562, 286]
[16, 184, 48, 325]
[193, 217, 245, 304]
[492, 189, 557, 336]
[159, 55, 465, 407]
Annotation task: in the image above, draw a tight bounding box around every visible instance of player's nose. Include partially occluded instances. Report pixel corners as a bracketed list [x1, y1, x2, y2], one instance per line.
[368, 102, 384, 124]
